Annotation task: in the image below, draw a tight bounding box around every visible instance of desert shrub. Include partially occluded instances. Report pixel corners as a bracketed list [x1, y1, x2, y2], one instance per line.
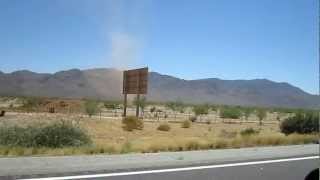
[220, 107, 241, 119]
[0, 126, 39, 147]
[240, 128, 259, 137]
[189, 116, 197, 122]
[122, 116, 144, 131]
[22, 97, 41, 107]
[0, 121, 91, 148]
[21, 97, 42, 112]
[280, 112, 319, 135]
[34, 121, 91, 148]
[150, 106, 156, 113]
[157, 123, 171, 131]
[181, 120, 191, 128]
[85, 100, 99, 117]
[0, 110, 5, 117]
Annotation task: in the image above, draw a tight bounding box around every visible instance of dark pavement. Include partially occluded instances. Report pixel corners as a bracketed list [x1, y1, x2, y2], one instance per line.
[85, 158, 319, 180]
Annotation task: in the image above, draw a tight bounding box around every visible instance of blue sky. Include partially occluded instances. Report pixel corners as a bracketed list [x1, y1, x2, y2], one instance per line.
[0, 0, 318, 94]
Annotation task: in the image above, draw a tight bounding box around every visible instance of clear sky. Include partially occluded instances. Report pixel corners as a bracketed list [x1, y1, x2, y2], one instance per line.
[0, 0, 318, 94]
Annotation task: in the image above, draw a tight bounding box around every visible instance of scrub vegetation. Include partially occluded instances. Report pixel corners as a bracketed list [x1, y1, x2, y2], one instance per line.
[157, 123, 171, 131]
[0, 96, 318, 157]
[0, 121, 91, 148]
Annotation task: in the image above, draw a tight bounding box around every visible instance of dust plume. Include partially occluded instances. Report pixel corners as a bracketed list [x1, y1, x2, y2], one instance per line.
[109, 32, 140, 70]
[105, 0, 150, 70]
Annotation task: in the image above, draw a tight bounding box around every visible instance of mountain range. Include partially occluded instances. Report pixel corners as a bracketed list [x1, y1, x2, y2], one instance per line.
[0, 68, 318, 108]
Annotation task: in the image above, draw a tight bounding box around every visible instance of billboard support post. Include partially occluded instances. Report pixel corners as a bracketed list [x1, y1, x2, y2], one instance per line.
[136, 94, 140, 117]
[123, 93, 127, 117]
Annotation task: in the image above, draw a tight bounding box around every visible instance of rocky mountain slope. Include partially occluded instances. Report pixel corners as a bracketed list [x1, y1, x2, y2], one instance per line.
[0, 68, 318, 108]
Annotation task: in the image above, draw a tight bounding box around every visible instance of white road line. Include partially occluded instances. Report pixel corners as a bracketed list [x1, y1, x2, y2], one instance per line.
[19, 156, 319, 180]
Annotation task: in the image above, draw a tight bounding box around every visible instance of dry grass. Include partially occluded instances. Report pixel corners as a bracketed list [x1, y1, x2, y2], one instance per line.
[0, 133, 316, 156]
[0, 113, 317, 157]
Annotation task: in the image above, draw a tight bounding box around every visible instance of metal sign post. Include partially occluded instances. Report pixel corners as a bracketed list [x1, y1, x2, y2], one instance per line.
[123, 93, 127, 117]
[136, 94, 140, 117]
[123, 67, 148, 118]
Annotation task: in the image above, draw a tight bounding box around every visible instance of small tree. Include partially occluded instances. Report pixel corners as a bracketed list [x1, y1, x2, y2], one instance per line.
[193, 105, 209, 121]
[244, 108, 253, 121]
[22, 97, 41, 112]
[166, 102, 176, 117]
[166, 100, 184, 120]
[122, 116, 144, 131]
[176, 101, 185, 115]
[280, 111, 319, 135]
[85, 100, 98, 117]
[220, 106, 241, 120]
[257, 108, 267, 126]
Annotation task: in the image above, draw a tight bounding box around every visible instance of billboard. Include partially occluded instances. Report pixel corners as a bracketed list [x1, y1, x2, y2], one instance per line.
[123, 67, 148, 94]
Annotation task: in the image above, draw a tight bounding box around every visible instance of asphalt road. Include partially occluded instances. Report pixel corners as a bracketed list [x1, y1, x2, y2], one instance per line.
[0, 145, 318, 180]
[90, 158, 318, 180]
[16, 156, 319, 180]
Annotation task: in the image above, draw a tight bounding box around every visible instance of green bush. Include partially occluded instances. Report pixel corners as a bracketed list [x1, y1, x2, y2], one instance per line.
[122, 116, 144, 131]
[157, 123, 171, 131]
[21, 97, 41, 112]
[0, 121, 91, 148]
[0, 126, 39, 147]
[34, 121, 92, 148]
[240, 128, 259, 136]
[181, 120, 191, 128]
[280, 112, 319, 135]
[220, 107, 241, 119]
[85, 100, 99, 117]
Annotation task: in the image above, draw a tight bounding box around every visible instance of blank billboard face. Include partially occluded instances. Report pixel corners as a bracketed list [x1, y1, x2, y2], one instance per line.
[123, 68, 148, 94]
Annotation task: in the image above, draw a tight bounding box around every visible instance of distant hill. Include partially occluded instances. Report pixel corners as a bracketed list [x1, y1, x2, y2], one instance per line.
[0, 68, 318, 108]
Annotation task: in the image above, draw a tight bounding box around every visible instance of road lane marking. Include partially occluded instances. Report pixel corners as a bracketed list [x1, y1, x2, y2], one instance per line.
[19, 156, 319, 180]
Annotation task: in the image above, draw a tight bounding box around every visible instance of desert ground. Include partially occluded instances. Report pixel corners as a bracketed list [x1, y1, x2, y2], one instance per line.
[0, 97, 317, 156]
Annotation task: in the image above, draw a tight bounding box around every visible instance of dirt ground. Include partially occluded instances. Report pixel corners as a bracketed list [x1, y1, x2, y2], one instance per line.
[0, 112, 280, 150]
